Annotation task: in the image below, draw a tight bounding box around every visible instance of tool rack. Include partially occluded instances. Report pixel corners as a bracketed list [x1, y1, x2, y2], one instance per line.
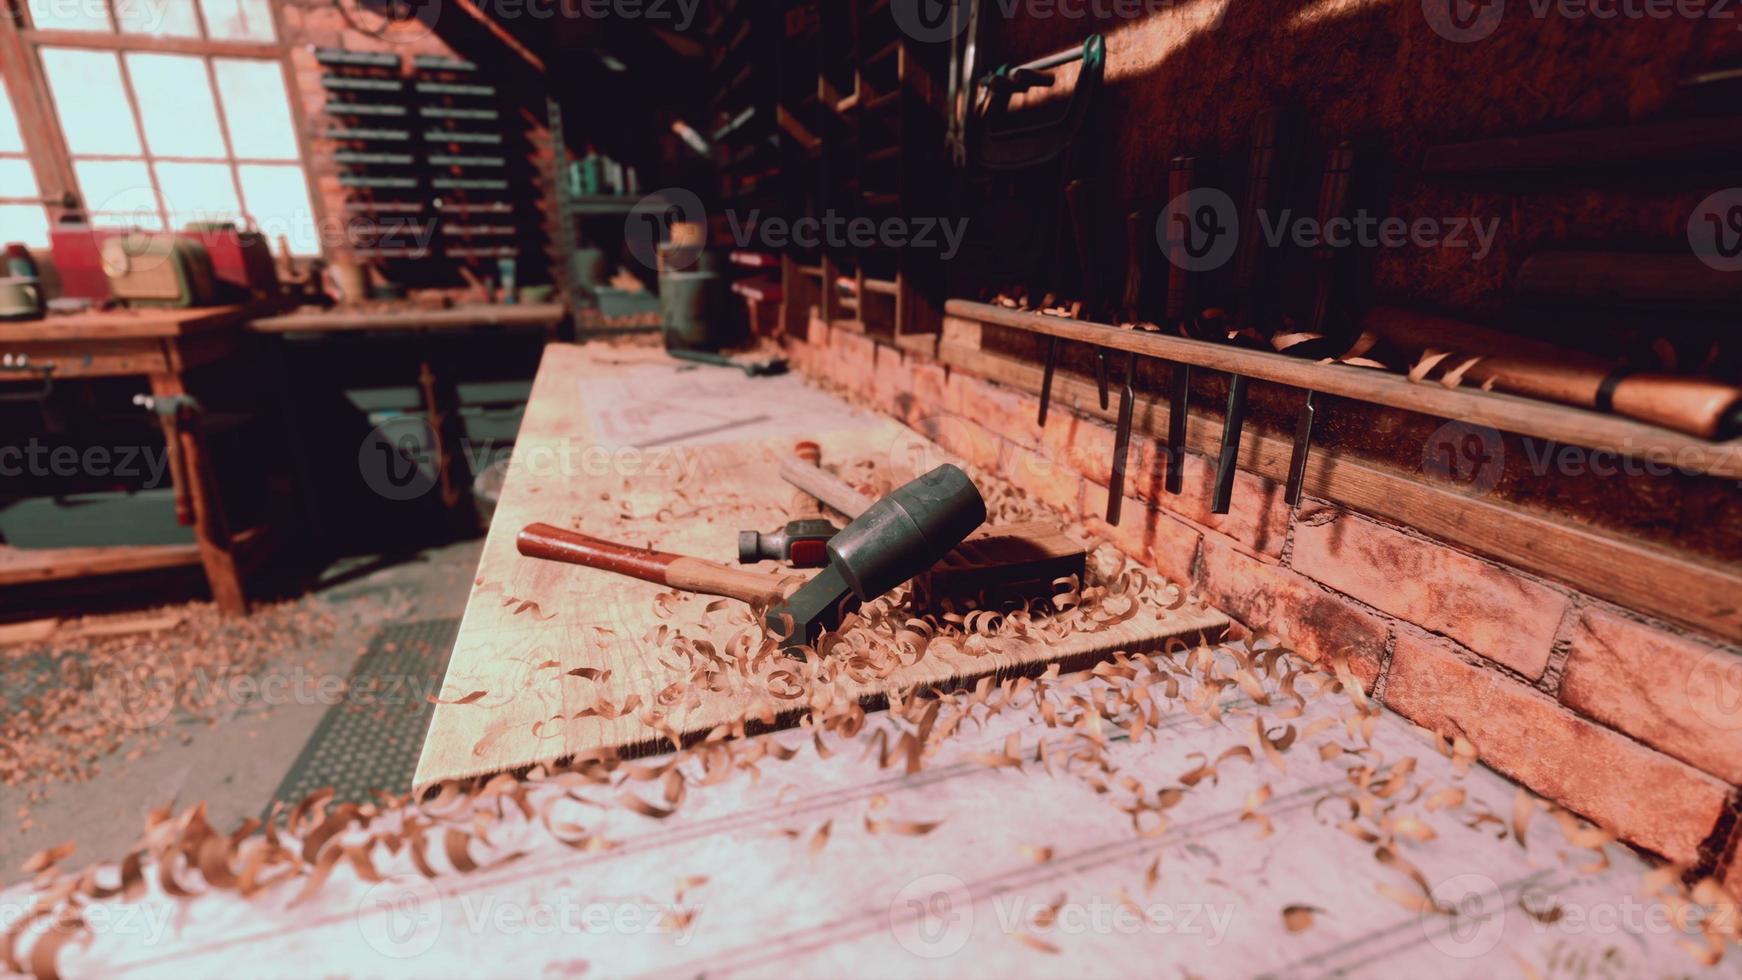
[315, 48, 541, 286]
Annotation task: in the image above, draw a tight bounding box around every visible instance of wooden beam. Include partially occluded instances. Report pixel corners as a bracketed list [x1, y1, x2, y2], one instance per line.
[1422, 116, 1742, 175]
[946, 300, 1742, 480]
[19, 28, 280, 58]
[935, 318, 1742, 644]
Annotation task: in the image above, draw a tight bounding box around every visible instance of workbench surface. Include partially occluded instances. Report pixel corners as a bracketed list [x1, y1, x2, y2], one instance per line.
[0, 305, 247, 341]
[246, 302, 566, 333]
[414, 344, 1228, 786]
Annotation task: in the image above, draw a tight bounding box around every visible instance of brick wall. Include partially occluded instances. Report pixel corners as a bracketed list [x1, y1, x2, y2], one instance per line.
[788, 317, 1742, 893]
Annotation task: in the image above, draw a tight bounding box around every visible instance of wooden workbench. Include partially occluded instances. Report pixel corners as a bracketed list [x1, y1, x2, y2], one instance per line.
[0, 306, 268, 613]
[414, 345, 1227, 787]
[247, 302, 567, 337]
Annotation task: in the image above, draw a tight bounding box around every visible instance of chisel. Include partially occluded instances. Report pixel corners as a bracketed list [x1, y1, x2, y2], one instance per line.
[1108, 156, 1197, 524]
[1284, 142, 1358, 508]
[1213, 109, 1294, 515]
[1039, 179, 1111, 427]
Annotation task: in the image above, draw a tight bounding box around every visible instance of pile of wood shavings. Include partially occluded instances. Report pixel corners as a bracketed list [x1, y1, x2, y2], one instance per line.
[6, 464, 1737, 974]
[0, 601, 338, 795]
[10, 620, 1741, 975]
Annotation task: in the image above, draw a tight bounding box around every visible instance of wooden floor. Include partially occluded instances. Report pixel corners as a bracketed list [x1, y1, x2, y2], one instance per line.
[415, 345, 1227, 786]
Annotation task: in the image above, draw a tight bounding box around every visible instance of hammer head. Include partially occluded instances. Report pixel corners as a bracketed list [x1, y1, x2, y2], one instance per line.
[764, 464, 986, 649]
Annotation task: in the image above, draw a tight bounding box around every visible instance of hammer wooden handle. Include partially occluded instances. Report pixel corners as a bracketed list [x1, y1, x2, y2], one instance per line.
[517, 523, 797, 606]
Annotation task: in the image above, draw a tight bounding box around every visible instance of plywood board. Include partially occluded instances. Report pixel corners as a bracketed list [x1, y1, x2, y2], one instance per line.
[414, 346, 1227, 787]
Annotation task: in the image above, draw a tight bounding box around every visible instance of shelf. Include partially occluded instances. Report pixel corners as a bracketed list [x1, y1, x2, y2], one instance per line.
[946, 299, 1742, 480]
[1423, 115, 1742, 175]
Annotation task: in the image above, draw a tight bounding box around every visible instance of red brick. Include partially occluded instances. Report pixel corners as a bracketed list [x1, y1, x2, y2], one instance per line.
[1561, 608, 1742, 784]
[1385, 633, 1730, 865]
[870, 344, 910, 417]
[1041, 412, 1119, 488]
[1004, 445, 1082, 516]
[909, 414, 1003, 474]
[907, 360, 949, 421]
[948, 375, 1043, 450]
[1290, 507, 1565, 679]
[1080, 483, 1202, 588]
[1198, 536, 1388, 686]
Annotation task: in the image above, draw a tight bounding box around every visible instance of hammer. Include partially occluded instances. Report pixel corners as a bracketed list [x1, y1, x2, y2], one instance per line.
[517, 464, 987, 649]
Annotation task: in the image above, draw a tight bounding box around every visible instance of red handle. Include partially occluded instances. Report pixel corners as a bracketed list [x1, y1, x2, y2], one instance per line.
[517, 523, 679, 586]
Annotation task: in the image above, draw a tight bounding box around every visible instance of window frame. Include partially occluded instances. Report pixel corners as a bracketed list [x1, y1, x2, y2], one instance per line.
[0, 0, 327, 254]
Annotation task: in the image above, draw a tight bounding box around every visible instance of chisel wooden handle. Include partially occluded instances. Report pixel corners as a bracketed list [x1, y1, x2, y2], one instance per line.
[517, 523, 798, 606]
[1363, 307, 1742, 439]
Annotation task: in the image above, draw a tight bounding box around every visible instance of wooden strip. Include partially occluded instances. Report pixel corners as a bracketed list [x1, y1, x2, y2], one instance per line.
[945, 300, 1742, 480]
[936, 322, 1742, 643]
[0, 543, 203, 586]
[0, 306, 245, 341]
[1514, 252, 1742, 314]
[1422, 115, 1742, 174]
[246, 303, 567, 334]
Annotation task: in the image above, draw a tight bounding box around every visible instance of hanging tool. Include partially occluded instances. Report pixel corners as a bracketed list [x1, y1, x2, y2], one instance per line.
[1107, 155, 1200, 525]
[1039, 180, 1110, 426]
[1212, 109, 1295, 515]
[1284, 142, 1359, 508]
[518, 464, 987, 650]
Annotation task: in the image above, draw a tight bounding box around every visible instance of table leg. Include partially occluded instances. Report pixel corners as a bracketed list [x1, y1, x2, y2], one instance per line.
[150, 373, 247, 615]
[418, 355, 477, 525]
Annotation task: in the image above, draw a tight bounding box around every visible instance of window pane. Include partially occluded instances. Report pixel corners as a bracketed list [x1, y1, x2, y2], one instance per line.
[73, 160, 160, 227]
[41, 49, 142, 156]
[0, 159, 40, 197]
[155, 161, 240, 228]
[200, 0, 274, 40]
[0, 78, 26, 155]
[0, 205, 51, 248]
[237, 164, 316, 255]
[125, 53, 226, 159]
[116, 0, 200, 37]
[213, 59, 296, 159]
[26, 0, 112, 32]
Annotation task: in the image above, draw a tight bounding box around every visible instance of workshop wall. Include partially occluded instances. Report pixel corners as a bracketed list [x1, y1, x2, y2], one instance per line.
[786, 316, 1742, 898]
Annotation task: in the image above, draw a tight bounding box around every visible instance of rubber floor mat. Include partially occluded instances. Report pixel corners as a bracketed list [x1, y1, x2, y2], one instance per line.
[267, 617, 459, 812]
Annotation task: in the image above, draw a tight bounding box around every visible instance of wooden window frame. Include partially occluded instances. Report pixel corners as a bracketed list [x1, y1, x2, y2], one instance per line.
[0, 0, 329, 252]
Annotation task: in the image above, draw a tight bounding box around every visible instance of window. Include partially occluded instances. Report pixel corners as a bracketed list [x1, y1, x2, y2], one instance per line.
[0, 78, 51, 248]
[17, 0, 321, 254]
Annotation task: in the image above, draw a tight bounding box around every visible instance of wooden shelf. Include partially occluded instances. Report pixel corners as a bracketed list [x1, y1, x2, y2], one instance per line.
[946, 299, 1742, 480]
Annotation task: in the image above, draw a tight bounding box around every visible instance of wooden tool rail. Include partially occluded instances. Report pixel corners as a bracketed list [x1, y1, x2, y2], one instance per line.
[932, 314, 1742, 643]
[944, 299, 1742, 481]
